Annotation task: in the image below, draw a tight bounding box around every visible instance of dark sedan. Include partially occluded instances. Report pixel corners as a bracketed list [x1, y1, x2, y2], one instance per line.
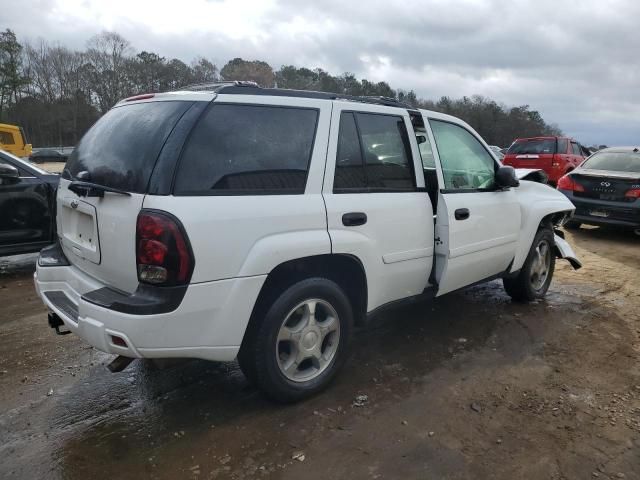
[557, 147, 640, 234]
[0, 150, 59, 256]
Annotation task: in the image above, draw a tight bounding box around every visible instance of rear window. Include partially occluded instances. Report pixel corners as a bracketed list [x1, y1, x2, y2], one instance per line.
[507, 139, 556, 155]
[64, 101, 193, 193]
[174, 104, 318, 195]
[581, 151, 640, 173]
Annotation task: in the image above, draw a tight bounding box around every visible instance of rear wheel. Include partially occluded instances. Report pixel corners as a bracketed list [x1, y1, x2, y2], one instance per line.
[504, 228, 555, 302]
[239, 277, 353, 402]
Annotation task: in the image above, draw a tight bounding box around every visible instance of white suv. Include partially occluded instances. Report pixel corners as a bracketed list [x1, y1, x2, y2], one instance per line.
[35, 82, 581, 402]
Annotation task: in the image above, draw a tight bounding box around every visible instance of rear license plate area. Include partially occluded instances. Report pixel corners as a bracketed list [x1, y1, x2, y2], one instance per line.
[589, 209, 610, 218]
[60, 197, 101, 263]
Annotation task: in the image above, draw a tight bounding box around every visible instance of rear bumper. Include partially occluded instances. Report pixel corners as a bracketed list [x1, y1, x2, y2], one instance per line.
[35, 259, 266, 362]
[559, 190, 640, 228]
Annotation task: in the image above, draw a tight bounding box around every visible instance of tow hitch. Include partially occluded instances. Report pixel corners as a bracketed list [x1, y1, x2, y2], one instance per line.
[48, 312, 71, 335]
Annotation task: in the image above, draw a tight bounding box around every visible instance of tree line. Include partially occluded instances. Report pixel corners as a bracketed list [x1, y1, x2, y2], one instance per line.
[0, 29, 561, 148]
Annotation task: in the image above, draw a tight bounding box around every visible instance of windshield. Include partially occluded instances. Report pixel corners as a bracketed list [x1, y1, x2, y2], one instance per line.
[507, 139, 556, 155]
[64, 101, 192, 193]
[581, 151, 640, 173]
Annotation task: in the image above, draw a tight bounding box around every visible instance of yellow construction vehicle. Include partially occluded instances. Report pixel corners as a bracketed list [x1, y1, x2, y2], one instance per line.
[0, 123, 32, 157]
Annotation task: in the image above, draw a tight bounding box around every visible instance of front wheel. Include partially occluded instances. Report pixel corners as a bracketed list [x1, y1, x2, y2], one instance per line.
[503, 228, 556, 302]
[239, 277, 353, 402]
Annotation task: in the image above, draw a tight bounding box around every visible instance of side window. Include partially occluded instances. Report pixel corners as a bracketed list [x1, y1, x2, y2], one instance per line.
[571, 142, 581, 156]
[334, 113, 366, 191]
[174, 104, 318, 195]
[429, 119, 496, 190]
[417, 134, 436, 169]
[356, 112, 415, 191]
[557, 138, 568, 154]
[0, 131, 15, 145]
[333, 112, 416, 192]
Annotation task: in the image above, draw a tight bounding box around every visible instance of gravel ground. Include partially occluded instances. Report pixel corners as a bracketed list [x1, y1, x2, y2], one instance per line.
[0, 226, 638, 479]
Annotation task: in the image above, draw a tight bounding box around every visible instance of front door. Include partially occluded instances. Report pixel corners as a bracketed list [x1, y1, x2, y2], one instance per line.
[322, 103, 434, 311]
[426, 116, 521, 296]
[0, 156, 52, 252]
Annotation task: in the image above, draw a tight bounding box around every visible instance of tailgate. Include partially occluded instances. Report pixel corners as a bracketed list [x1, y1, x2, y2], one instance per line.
[511, 153, 553, 169]
[58, 179, 144, 293]
[56, 99, 196, 294]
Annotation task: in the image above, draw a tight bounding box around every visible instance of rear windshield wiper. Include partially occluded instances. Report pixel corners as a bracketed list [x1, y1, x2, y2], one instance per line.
[68, 180, 131, 198]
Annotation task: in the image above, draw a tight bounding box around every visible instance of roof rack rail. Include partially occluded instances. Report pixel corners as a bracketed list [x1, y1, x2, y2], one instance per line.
[356, 95, 413, 109]
[174, 81, 414, 109]
[180, 80, 259, 92]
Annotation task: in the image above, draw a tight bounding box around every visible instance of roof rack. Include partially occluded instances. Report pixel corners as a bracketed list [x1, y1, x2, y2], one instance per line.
[175, 81, 413, 109]
[181, 80, 259, 92]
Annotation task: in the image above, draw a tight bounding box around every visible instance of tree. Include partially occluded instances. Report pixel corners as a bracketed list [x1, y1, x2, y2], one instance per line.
[163, 58, 194, 90]
[275, 65, 317, 90]
[85, 31, 132, 112]
[128, 51, 166, 93]
[3, 30, 564, 149]
[0, 29, 27, 119]
[190, 57, 218, 84]
[220, 58, 274, 87]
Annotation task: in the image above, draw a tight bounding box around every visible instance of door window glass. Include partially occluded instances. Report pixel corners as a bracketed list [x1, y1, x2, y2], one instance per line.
[570, 143, 579, 155]
[557, 138, 568, 154]
[417, 134, 436, 169]
[333, 112, 416, 192]
[334, 113, 366, 191]
[429, 120, 496, 190]
[356, 113, 415, 191]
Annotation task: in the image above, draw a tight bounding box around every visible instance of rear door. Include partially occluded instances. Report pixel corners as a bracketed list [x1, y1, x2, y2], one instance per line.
[426, 115, 521, 296]
[322, 102, 434, 311]
[570, 141, 584, 167]
[58, 99, 196, 293]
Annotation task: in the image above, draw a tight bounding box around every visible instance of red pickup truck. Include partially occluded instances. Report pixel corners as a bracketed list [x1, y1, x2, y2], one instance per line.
[502, 136, 587, 185]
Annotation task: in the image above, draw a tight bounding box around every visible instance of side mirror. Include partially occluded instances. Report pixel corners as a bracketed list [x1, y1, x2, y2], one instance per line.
[0, 163, 19, 184]
[495, 165, 519, 188]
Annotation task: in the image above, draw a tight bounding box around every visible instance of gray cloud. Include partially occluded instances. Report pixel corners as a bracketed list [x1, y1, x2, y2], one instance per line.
[4, 0, 640, 145]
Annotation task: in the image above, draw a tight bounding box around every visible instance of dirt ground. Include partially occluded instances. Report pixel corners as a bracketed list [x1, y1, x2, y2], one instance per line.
[0, 226, 638, 479]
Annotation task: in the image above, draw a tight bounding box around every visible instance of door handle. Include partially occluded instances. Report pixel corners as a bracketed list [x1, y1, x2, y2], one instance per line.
[454, 208, 470, 221]
[342, 212, 367, 227]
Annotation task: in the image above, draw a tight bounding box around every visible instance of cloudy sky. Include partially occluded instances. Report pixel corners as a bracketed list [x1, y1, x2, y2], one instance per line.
[5, 0, 640, 145]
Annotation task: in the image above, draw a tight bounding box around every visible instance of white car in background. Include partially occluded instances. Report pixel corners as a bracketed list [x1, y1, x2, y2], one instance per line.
[489, 145, 505, 160]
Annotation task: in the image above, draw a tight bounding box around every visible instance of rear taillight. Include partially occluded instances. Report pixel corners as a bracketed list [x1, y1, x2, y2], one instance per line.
[625, 188, 640, 199]
[136, 210, 194, 286]
[557, 175, 584, 192]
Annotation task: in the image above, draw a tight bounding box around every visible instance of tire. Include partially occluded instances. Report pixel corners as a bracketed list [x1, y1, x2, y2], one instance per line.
[564, 221, 581, 230]
[503, 227, 556, 302]
[239, 277, 353, 403]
